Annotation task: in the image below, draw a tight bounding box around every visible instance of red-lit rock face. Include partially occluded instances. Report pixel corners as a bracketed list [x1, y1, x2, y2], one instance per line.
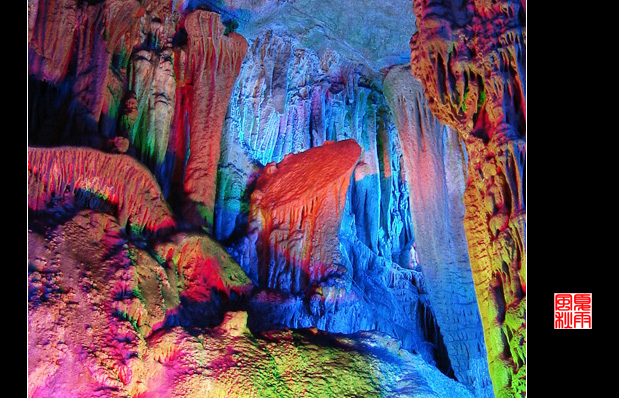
[28, 146, 176, 235]
[175, 11, 248, 231]
[249, 139, 362, 293]
[410, 0, 526, 396]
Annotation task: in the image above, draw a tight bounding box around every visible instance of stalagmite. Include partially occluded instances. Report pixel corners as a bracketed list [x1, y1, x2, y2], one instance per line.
[384, 64, 493, 398]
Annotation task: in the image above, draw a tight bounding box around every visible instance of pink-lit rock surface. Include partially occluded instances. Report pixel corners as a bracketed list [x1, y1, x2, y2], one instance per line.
[248, 139, 362, 293]
[28, 208, 252, 396]
[153, 232, 254, 318]
[28, 210, 473, 398]
[28, 0, 77, 84]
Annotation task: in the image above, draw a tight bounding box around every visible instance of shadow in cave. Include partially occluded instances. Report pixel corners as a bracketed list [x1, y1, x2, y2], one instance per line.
[28, 76, 114, 149]
[28, 75, 174, 179]
[156, 288, 253, 337]
[27, 187, 120, 235]
[239, 280, 457, 381]
[212, 162, 262, 247]
[27, 187, 175, 242]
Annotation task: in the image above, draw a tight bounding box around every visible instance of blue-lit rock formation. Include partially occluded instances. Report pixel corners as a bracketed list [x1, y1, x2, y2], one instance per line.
[385, 64, 493, 397]
[213, 28, 492, 396]
[214, 29, 406, 245]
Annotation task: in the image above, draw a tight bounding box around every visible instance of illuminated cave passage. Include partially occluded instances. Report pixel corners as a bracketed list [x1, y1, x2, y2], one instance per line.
[27, 1, 525, 397]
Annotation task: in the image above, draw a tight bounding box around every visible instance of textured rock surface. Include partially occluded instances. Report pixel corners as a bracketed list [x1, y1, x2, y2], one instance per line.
[248, 139, 361, 292]
[409, 1, 526, 396]
[28, 146, 176, 235]
[28, 208, 473, 398]
[26, 123, 482, 397]
[187, 0, 416, 75]
[215, 29, 466, 379]
[384, 64, 493, 398]
[28, 0, 79, 85]
[216, 28, 415, 259]
[233, 139, 447, 374]
[175, 11, 248, 230]
[151, 232, 255, 328]
[28, 2, 247, 232]
[27, 0, 523, 396]
[28, 208, 250, 396]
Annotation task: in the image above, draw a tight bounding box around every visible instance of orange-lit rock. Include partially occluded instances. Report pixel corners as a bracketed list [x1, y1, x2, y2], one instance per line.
[28, 146, 175, 235]
[410, 0, 526, 395]
[248, 139, 362, 293]
[174, 11, 248, 231]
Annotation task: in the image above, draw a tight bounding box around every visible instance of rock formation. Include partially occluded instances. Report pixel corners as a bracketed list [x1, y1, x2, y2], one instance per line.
[28, 0, 525, 396]
[174, 11, 248, 231]
[28, 1, 247, 232]
[28, 146, 176, 236]
[215, 31, 471, 381]
[248, 139, 361, 293]
[28, 205, 472, 397]
[409, 0, 526, 396]
[384, 65, 493, 398]
[27, 161, 470, 396]
[28, 207, 250, 395]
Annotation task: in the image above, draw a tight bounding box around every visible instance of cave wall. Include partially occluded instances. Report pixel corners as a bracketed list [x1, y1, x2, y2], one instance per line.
[27, 0, 523, 396]
[217, 29, 445, 368]
[28, 0, 248, 233]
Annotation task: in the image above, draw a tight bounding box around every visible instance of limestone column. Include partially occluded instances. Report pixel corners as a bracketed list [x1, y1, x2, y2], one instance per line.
[409, 1, 526, 396]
